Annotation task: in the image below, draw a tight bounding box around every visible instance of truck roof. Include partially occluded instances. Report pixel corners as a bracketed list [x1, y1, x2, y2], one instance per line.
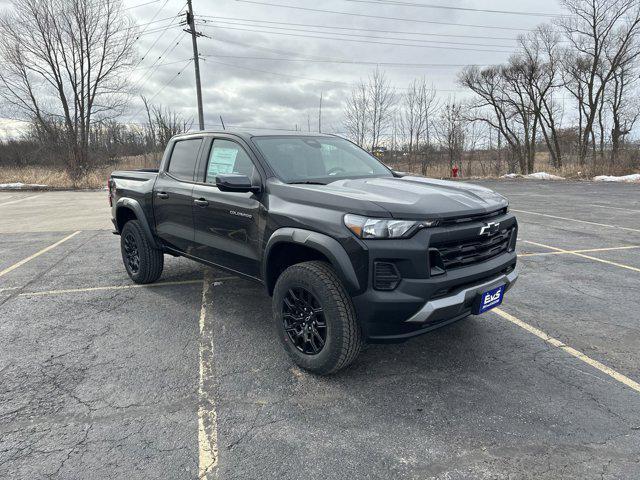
[172, 129, 337, 141]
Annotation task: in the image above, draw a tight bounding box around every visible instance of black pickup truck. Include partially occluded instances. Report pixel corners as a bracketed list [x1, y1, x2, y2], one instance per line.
[109, 130, 518, 374]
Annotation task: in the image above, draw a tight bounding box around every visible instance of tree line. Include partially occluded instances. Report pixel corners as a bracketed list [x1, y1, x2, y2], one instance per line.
[344, 0, 640, 176]
[1, 0, 639, 178]
[0, 0, 191, 173]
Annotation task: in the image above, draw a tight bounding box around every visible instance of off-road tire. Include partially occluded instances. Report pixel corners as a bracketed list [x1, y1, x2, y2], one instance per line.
[273, 261, 362, 375]
[120, 220, 164, 284]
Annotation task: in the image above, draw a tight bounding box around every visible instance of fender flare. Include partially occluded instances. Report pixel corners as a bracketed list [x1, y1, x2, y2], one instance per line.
[263, 227, 360, 294]
[115, 197, 160, 249]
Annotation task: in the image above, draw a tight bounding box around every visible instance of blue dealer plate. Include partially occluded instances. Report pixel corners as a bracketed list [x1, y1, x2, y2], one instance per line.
[474, 285, 505, 314]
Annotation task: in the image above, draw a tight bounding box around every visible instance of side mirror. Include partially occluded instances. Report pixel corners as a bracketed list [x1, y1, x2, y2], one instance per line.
[215, 174, 261, 193]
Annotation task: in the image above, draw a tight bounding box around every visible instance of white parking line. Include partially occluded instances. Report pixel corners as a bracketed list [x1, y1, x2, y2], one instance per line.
[0, 194, 42, 207]
[0, 286, 20, 293]
[524, 240, 640, 273]
[493, 308, 640, 394]
[14, 276, 238, 297]
[588, 204, 640, 213]
[518, 245, 640, 257]
[511, 208, 640, 234]
[18, 279, 205, 296]
[198, 271, 218, 479]
[0, 231, 81, 278]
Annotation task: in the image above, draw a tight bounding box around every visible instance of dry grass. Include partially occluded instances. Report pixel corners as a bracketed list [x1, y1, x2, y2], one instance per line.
[390, 150, 639, 180]
[0, 154, 161, 189]
[2, 150, 637, 189]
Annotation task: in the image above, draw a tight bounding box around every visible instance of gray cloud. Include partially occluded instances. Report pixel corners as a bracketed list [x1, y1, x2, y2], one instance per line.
[1, 0, 565, 133]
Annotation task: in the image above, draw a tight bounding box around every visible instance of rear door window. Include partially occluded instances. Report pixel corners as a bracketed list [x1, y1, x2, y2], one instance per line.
[167, 139, 202, 181]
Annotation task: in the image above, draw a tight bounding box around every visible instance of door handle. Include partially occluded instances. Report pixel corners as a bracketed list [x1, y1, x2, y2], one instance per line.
[156, 192, 169, 199]
[193, 198, 209, 207]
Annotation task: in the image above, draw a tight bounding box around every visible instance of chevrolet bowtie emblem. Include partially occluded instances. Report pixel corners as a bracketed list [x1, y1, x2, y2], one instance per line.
[479, 221, 500, 236]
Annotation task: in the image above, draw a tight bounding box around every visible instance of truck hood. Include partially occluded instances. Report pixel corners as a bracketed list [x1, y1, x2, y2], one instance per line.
[275, 176, 508, 219]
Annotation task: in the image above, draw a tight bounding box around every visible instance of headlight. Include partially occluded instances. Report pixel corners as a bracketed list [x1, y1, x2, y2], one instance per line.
[344, 214, 438, 239]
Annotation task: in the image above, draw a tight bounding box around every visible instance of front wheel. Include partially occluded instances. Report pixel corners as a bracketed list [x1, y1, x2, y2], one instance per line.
[273, 261, 362, 375]
[120, 220, 164, 284]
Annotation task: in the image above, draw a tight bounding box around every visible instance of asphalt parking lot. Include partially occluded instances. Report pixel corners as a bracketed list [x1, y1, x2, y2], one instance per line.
[1, 180, 639, 479]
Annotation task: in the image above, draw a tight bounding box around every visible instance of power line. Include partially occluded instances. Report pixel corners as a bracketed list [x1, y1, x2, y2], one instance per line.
[213, 36, 357, 62]
[339, 0, 561, 17]
[133, 21, 183, 37]
[124, 15, 180, 32]
[136, 0, 173, 37]
[131, 31, 188, 92]
[129, 59, 194, 120]
[201, 19, 514, 48]
[200, 57, 464, 92]
[234, 0, 534, 31]
[134, 2, 186, 68]
[198, 15, 518, 41]
[202, 57, 353, 86]
[200, 25, 514, 53]
[124, 0, 162, 10]
[205, 54, 483, 68]
[130, 57, 193, 71]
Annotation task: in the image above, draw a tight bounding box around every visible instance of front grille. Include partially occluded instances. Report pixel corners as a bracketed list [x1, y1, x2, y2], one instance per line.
[432, 228, 513, 270]
[439, 208, 508, 227]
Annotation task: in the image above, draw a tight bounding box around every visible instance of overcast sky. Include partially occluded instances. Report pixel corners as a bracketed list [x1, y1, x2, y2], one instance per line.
[0, 0, 566, 136]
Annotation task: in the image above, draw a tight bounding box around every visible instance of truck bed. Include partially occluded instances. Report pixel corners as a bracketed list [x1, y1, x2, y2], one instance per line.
[109, 170, 159, 232]
[110, 169, 159, 181]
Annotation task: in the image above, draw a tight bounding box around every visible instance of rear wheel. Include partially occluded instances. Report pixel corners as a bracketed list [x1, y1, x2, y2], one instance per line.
[120, 220, 164, 284]
[273, 261, 362, 375]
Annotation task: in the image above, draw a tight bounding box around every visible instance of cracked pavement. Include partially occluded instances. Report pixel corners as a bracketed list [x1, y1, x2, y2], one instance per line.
[1, 182, 640, 479]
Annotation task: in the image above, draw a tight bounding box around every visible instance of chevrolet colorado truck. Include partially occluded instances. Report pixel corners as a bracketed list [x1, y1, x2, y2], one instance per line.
[109, 130, 518, 374]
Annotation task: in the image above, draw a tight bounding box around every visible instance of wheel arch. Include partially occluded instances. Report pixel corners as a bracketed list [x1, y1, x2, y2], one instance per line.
[115, 198, 160, 249]
[263, 228, 361, 296]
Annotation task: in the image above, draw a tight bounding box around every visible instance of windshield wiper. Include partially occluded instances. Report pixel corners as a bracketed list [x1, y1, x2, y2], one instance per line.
[288, 181, 326, 185]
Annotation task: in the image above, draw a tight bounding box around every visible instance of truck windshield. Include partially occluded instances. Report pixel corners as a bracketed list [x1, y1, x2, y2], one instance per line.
[252, 136, 393, 184]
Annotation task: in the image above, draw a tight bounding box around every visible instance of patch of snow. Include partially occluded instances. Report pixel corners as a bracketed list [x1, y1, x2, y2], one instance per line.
[525, 172, 565, 180]
[0, 182, 48, 189]
[501, 172, 565, 180]
[593, 174, 640, 183]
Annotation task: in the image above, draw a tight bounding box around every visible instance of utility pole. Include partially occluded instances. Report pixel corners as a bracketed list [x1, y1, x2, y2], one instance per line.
[318, 91, 323, 133]
[185, 0, 204, 130]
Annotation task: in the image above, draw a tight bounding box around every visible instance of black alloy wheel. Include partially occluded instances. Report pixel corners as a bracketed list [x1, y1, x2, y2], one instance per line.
[123, 232, 140, 274]
[273, 261, 362, 374]
[282, 287, 327, 355]
[120, 220, 164, 284]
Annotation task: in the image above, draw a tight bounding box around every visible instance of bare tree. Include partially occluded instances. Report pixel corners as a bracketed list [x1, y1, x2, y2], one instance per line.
[459, 64, 537, 174]
[435, 100, 466, 171]
[142, 96, 192, 152]
[558, 0, 640, 165]
[0, 0, 135, 176]
[151, 105, 193, 148]
[400, 77, 438, 170]
[344, 69, 395, 151]
[400, 79, 422, 154]
[417, 82, 438, 150]
[519, 25, 565, 168]
[344, 80, 369, 148]
[367, 68, 395, 151]
[608, 55, 640, 164]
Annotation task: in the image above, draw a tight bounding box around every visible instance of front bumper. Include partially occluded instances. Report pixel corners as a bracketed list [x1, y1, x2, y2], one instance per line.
[350, 212, 518, 342]
[405, 268, 517, 324]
